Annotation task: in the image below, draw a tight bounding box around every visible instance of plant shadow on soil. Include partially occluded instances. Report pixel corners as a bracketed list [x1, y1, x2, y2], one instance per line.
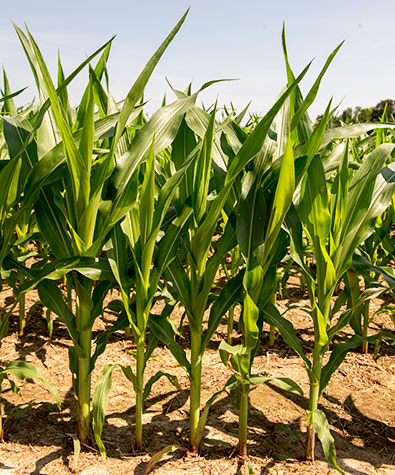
[4, 373, 393, 475]
[1, 284, 394, 475]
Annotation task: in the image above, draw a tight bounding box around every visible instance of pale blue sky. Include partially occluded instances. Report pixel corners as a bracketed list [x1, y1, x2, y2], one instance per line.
[2, 1, 394, 119]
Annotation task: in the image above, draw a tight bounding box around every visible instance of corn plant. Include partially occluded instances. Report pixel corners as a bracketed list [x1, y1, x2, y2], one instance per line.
[0, 84, 60, 441]
[5, 11, 190, 445]
[0, 84, 36, 341]
[92, 139, 195, 454]
[219, 142, 298, 458]
[149, 106, 237, 453]
[346, 250, 395, 353]
[345, 186, 395, 352]
[94, 86, 238, 455]
[215, 29, 344, 460]
[148, 62, 311, 456]
[270, 139, 395, 472]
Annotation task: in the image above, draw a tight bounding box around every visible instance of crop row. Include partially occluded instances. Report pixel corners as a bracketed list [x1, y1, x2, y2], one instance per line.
[0, 11, 394, 474]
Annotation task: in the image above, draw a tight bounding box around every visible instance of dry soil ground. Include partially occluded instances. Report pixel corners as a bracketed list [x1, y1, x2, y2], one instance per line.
[0, 277, 394, 475]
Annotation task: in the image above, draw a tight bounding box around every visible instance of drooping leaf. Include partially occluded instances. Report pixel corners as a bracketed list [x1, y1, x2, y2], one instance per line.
[148, 313, 191, 376]
[5, 360, 60, 408]
[143, 371, 181, 401]
[263, 303, 311, 370]
[311, 409, 345, 474]
[37, 280, 85, 358]
[145, 445, 187, 475]
[92, 363, 117, 459]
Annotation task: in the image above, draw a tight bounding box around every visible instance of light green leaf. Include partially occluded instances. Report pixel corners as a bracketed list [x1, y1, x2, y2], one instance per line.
[263, 303, 311, 370]
[145, 445, 187, 474]
[5, 360, 60, 408]
[143, 371, 181, 401]
[263, 133, 295, 264]
[92, 363, 117, 459]
[311, 409, 345, 474]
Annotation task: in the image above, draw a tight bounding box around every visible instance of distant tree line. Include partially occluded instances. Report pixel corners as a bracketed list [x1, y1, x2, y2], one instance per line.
[317, 99, 395, 127]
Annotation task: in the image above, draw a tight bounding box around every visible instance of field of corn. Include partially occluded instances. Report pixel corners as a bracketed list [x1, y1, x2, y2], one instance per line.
[0, 11, 394, 475]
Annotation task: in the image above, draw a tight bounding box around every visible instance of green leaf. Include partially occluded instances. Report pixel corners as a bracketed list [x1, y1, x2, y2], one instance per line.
[163, 258, 191, 311]
[246, 373, 303, 396]
[106, 224, 132, 291]
[299, 154, 330, 246]
[37, 280, 85, 358]
[281, 24, 312, 143]
[201, 437, 232, 448]
[335, 145, 395, 275]
[0, 86, 28, 105]
[320, 123, 395, 150]
[191, 106, 216, 223]
[148, 313, 191, 376]
[92, 363, 117, 459]
[202, 271, 244, 351]
[139, 139, 156, 250]
[193, 375, 237, 447]
[119, 364, 137, 386]
[145, 445, 187, 475]
[75, 41, 112, 128]
[352, 254, 395, 288]
[20, 256, 114, 292]
[242, 291, 260, 352]
[154, 205, 192, 278]
[225, 61, 311, 185]
[311, 409, 345, 474]
[320, 334, 378, 397]
[5, 360, 60, 408]
[330, 140, 349, 251]
[297, 100, 332, 183]
[7, 400, 57, 419]
[34, 192, 73, 258]
[112, 9, 189, 152]
[72, 435, 81, 473]
[57, 53, 73, 127]
[14, 23, 114, 158]
[25, 26, 90, 214]
[218, 340, 244, 356]
[290, 41, 343, 131]
[339, 161, 395, 277]
[185, 105, 239, 170]
[0, 156, 22, 220]
[268, 377, 303, 396]
[236, 173, 266, 259]
[22, 112, 120, 211]
[143, 371, 181, 401]
[285, 205, 314, 277]
[109, 94, 198, 226]
[3, 115, 33, 161]
[263, 133, 295, 265]
[243, 461, 256, 475]
[90, 309, 129, 372]
[263, 303, 311, 370]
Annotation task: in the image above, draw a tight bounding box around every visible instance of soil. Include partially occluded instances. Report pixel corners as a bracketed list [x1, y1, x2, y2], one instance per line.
[0, 276, 394, 475]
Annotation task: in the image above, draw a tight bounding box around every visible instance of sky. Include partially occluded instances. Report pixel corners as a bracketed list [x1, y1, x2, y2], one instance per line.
[1, 0, 395, 120]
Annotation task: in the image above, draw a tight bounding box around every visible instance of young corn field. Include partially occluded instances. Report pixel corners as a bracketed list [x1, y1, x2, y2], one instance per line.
[0, 11, 394, 475]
